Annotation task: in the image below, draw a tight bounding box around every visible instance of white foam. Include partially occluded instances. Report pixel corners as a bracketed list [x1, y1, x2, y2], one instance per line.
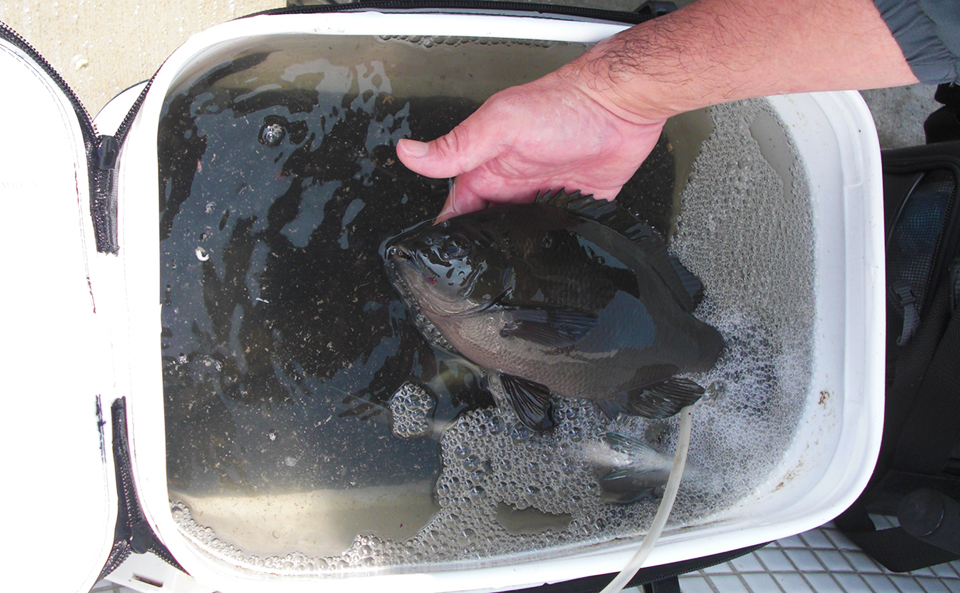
[389, 382, 438, 439]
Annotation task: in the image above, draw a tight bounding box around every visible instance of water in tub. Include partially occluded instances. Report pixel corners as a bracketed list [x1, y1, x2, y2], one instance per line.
[159, 34, 814, 573]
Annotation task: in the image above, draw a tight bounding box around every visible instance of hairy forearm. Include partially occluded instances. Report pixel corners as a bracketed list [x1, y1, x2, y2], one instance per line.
[563, 0, 919, 122]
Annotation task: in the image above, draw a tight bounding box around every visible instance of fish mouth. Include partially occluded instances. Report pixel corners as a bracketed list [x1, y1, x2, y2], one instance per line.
[385, 244, 413, 263]
[383, 243, 459, 353]
[384, 245, 420, 299]
[384, 237, 507, 317]
[384, 242, 422, 281]
[384, 242, 460, 312]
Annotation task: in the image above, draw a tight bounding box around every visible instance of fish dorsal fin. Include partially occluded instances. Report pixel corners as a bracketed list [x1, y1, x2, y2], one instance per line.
[535, 189, 704, 311]
[535, 189, 654, 244]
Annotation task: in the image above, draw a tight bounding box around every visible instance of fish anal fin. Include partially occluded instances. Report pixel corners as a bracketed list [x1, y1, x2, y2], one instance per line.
[500, 306, 597, 348]
[621, 376, 704, 419]
[499, 373, 556, 431]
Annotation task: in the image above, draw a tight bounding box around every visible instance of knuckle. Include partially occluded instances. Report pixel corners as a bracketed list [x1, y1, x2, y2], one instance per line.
[434, 126, 466, 160]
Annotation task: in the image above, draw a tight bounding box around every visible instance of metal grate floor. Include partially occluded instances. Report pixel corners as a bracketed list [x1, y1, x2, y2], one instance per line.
[676, 519, 960, 593]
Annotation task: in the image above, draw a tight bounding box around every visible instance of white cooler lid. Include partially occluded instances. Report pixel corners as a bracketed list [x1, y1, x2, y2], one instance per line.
[0, 31, 117, 592]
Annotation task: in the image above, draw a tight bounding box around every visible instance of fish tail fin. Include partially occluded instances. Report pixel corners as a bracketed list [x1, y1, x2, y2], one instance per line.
[620, 377, 704, 418]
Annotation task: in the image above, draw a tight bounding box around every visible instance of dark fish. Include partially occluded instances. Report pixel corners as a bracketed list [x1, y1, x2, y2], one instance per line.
[584, 432, 697, 504]
[384, 190, 724, 431]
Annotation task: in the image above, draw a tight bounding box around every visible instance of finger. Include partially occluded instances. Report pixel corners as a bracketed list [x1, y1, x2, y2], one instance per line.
[396, 110, 507, 179]
[434, 179, 490, 223]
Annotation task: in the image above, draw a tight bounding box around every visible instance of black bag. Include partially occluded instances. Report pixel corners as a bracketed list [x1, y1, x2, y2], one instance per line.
[835, 90, 960, 570]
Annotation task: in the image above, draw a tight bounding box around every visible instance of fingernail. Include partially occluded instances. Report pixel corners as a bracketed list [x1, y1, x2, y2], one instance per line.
[447, 178, 457, 203]
[401, 139, 430, 157]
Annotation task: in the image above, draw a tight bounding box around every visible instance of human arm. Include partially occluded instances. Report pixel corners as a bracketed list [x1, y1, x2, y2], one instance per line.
[396, 0, 919, 220]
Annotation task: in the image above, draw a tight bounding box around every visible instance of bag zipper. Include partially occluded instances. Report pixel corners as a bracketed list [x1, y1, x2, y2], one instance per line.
[0, 21, 97, 147]
[0, 20, 153, 254]
[93, 79, 156, 254]
[98, 397, 185, 581]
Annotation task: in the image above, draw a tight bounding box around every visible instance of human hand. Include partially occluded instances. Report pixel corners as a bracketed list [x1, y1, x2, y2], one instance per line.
[396, 0, 921, 224]
[395, 67, 667, 221]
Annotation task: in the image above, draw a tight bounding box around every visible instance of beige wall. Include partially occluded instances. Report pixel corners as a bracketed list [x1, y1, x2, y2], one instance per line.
[0, 0, 280, 117]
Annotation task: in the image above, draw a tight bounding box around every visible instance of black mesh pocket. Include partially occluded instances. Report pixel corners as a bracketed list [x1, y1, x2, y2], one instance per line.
[887, 169, 957, 316]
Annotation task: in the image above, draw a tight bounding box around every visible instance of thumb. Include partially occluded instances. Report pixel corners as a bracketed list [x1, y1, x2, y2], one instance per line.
[396, 116, 505, 179]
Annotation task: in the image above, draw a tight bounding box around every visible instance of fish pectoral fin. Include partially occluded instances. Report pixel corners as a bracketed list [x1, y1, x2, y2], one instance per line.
[499, 306, 598, 348]
[621, 377, 705, 419]
[498, 373, 556, 431]
[600, 465, 664, 485]
[598, 465, 667, 504]
[603, 431, 659, 458]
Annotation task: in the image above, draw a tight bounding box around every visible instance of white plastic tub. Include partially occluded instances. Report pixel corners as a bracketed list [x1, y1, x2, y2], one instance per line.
[1, 8, 884, 593]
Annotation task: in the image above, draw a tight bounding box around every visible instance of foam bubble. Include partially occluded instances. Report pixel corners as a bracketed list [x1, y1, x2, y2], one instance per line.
[388, 382, 437, 439]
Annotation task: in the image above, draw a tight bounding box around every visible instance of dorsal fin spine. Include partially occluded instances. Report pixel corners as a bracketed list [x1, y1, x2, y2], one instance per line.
[536, 188, 655, 244]
[534, 188, 703, 310]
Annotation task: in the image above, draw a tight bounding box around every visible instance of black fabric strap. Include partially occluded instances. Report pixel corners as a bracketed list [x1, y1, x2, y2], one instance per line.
[840, 526, 960, 572]
[926, 84, 960, 144]
[891, 282, 922, 346]
[835, 502, 960, 572]
[642, 576, 681, 593]
[892, 285, 960, 475]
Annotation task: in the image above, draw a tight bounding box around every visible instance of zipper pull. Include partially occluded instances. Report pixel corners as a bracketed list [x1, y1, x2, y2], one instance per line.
[92, 135, 120, 254]
[97, 135, 118, 170]
[129, 518, 153, 554]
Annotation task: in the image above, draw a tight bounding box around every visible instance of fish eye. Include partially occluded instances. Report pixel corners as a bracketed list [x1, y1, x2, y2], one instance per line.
[440, 237, 470, 261]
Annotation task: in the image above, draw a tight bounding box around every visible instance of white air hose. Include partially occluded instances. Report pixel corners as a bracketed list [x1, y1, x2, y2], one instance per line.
[599, 405, 695, 593]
